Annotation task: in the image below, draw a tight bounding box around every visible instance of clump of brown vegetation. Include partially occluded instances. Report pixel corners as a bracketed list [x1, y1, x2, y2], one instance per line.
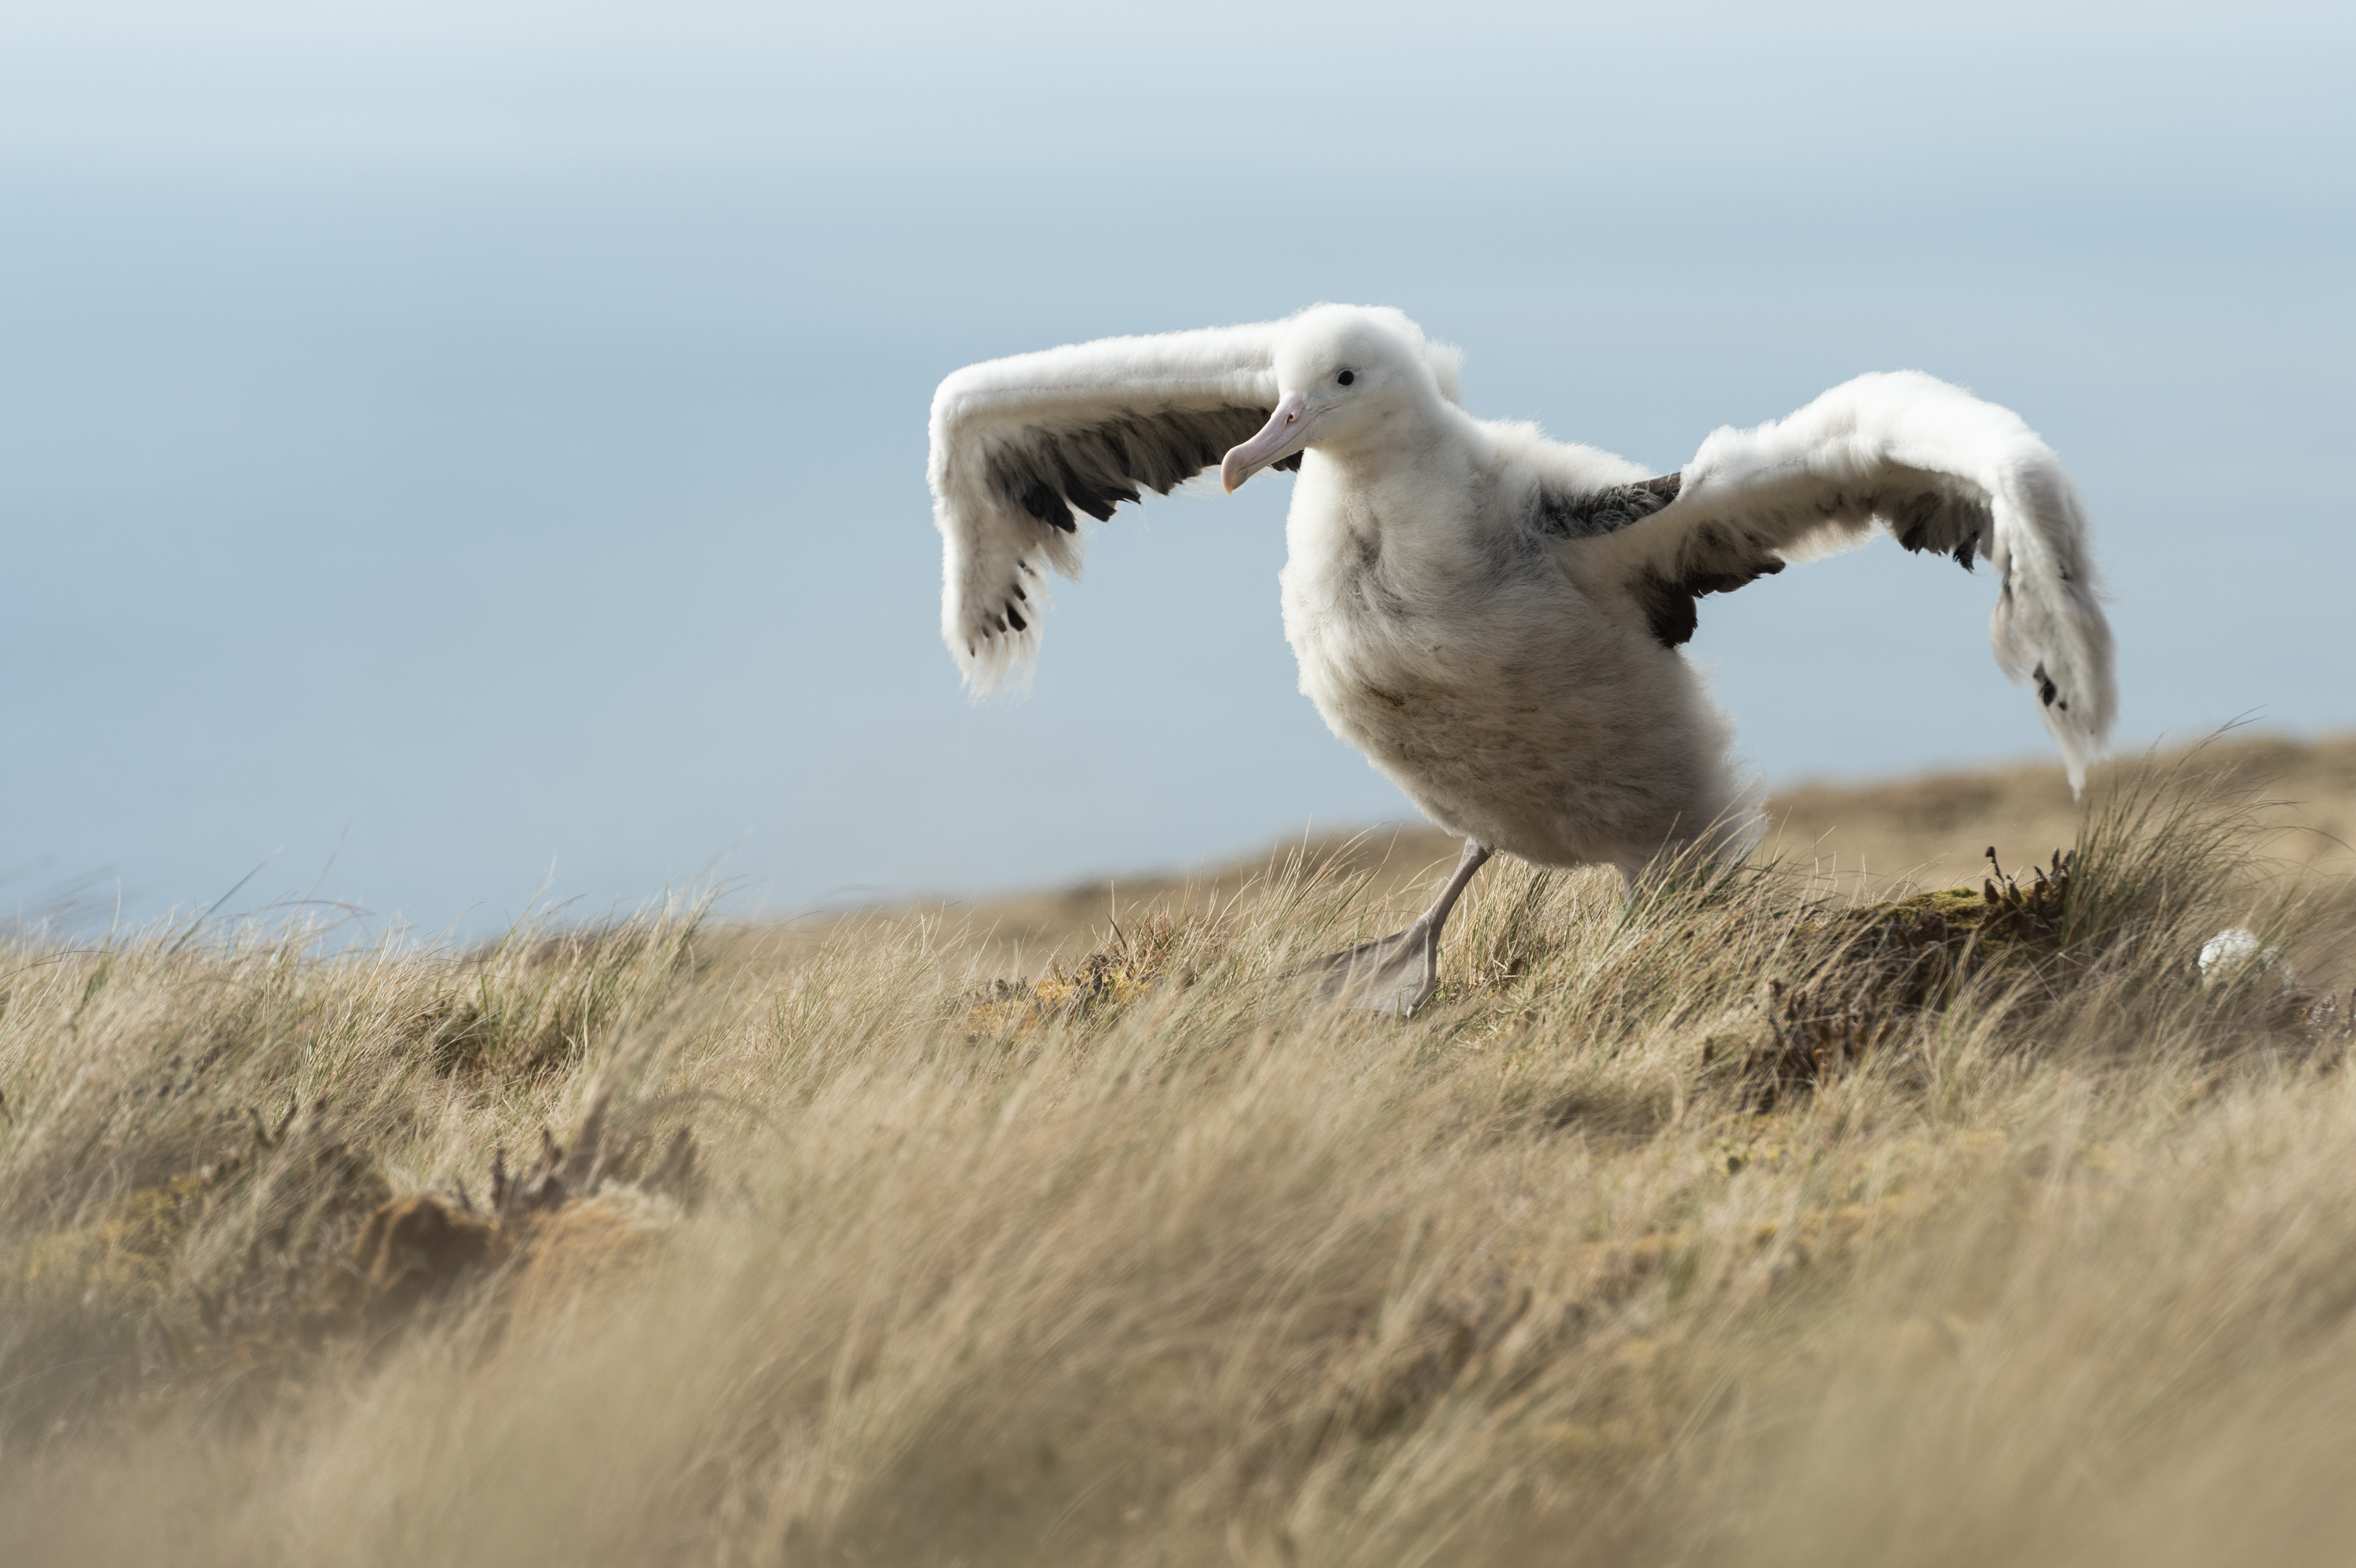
[2, 741, 2353, 1567]
[961, 913, 1194, 1036]
[324, 1103, 702, 1335]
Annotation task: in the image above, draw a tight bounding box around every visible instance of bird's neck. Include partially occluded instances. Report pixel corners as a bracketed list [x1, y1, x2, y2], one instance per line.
[1292, 400, 1486, 580]
[1315, 393, 1475, 496]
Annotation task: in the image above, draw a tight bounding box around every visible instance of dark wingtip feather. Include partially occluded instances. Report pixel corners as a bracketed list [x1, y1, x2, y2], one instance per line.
[1019, 483, 1077, 532]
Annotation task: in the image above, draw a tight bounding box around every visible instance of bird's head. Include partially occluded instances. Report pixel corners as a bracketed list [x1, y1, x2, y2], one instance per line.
[1221, 305, 1462, 491]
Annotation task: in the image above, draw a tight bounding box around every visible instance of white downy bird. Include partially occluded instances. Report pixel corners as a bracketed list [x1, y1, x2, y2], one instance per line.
[927, 305, 2116, 1014]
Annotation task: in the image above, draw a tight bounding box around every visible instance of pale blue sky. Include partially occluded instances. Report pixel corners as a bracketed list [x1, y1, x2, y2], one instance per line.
[2, 2, 2350, 934]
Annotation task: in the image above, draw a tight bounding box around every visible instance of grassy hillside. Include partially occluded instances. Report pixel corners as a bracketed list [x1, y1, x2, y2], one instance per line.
[3, 735, 2354, 1566]
[872, 731, 2356, 981]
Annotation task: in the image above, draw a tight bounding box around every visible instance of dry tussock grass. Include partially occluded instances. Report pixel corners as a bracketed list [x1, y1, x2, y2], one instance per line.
[827, 730, 2356, 978]
[2, 741, 2354, 1566]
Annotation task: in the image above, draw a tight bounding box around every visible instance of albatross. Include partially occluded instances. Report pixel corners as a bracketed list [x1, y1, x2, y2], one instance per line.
[927, 305, 2116, 1014]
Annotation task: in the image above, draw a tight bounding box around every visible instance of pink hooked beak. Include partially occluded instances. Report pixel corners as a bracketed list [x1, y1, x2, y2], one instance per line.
[1220, 389, 1312, 492]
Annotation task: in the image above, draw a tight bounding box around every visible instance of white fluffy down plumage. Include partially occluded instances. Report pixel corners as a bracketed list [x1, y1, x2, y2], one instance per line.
[925, 304, 2117, 1007]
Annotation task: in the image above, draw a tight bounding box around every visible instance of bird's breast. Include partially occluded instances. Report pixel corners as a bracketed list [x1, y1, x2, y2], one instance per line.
[1279, 461, 1596, 747]
[1282, 550, 1510, 754]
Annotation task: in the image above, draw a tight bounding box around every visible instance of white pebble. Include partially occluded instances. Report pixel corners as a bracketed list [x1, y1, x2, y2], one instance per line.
[2197, 928, 2296, 992]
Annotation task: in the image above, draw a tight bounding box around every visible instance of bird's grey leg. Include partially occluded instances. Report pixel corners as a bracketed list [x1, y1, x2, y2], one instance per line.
[1316, 839, 1494, 1017]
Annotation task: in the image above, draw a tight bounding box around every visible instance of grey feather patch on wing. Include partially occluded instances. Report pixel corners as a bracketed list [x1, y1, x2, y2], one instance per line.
[1535, 473, 1790, 648]
[986, 404, 1275, 535]
[1601, 466, 1992, 649]
[1614, 503, 1791, 649]
[1532, 472, 1683, 539]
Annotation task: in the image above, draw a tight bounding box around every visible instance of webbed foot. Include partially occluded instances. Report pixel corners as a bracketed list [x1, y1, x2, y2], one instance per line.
[1315, 923, 1440, 1017]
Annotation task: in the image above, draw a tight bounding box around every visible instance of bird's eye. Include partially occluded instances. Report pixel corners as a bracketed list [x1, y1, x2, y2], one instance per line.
[1337, 370, 1355, 386]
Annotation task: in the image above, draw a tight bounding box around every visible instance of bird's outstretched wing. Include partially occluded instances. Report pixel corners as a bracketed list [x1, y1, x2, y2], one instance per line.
[929, 322, 1286, 693]
[1566, 371, 2117, 790]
